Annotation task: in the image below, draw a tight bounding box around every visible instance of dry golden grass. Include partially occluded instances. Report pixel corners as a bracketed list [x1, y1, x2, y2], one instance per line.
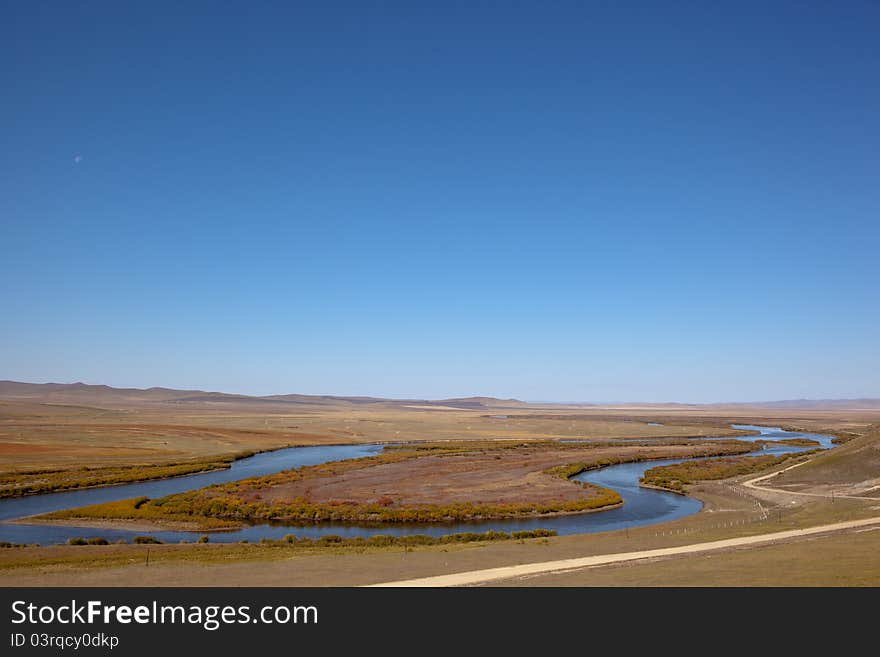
[488, 527, 880, 586]
[770, 425, 880, 493]
[0, 394, 768, 478]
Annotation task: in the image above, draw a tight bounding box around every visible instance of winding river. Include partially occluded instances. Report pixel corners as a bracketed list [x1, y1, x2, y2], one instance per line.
[0, 425, 834, 545]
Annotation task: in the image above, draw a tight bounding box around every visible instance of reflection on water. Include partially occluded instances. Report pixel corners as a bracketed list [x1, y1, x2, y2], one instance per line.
[731, 424, 835, 449]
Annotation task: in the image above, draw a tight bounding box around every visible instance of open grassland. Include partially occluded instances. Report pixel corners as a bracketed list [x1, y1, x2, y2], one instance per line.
[0, 529, 559, 569]
[486, 526, 880, 586]
[0, 403, 322, 470]
[0, 395, 757, 495]
[768, 426, 880, 497]
[2, 381, 875, 494]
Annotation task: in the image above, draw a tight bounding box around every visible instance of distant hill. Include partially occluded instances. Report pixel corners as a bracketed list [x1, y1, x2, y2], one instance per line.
[0, 381, 525, 409]
[722, 399, 880, 410]
[262, 393, 391, 405]
[0, 381, 243, 406]
[0, 381, 876, 411]
[428, 397, 526, 409]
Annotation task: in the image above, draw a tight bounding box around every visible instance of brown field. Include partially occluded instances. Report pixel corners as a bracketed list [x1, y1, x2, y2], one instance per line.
[768, 428, 880, 497]
[0, 403, 748, 471]
[2, 382, 876, 476]
[1, 381, 879, 586]
[0, 382, 765, 492]
[485, 525, 880, 587]
[254, 442, 750, 507]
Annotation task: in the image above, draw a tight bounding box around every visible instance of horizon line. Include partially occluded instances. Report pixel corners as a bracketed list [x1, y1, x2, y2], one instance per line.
[2, 379, 877, 407]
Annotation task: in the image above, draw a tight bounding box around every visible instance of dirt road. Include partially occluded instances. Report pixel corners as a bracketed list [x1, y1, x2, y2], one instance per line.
[368, 516, 880, 586]
[742, 461, 880, 500]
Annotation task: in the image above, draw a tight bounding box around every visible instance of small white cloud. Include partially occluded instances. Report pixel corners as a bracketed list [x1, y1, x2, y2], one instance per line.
[74, 154, 83, 164]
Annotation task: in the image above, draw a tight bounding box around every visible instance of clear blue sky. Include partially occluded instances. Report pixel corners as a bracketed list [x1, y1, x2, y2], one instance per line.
[2, 2, 878, 402]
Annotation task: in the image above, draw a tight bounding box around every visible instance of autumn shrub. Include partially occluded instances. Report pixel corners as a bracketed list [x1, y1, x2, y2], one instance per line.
[0, 458, 242, 498]
[276, 529, 559, 549]
[132, 536, 162, 544]
[512, 529, 555, 539]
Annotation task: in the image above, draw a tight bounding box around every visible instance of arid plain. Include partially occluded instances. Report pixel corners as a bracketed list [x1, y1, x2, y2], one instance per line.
[1, 381, 878, 586]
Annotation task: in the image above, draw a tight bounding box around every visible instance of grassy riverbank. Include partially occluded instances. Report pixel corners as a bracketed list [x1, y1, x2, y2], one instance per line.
[755, 438, 821, 448]
[0, 529, 560, 572]
[0, 452, 261, 498]
[641, 450, 820, 492]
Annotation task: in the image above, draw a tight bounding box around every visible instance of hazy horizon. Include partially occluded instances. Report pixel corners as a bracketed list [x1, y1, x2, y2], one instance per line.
[3, 378, 878, 407]
[3, 3, 878, 403]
